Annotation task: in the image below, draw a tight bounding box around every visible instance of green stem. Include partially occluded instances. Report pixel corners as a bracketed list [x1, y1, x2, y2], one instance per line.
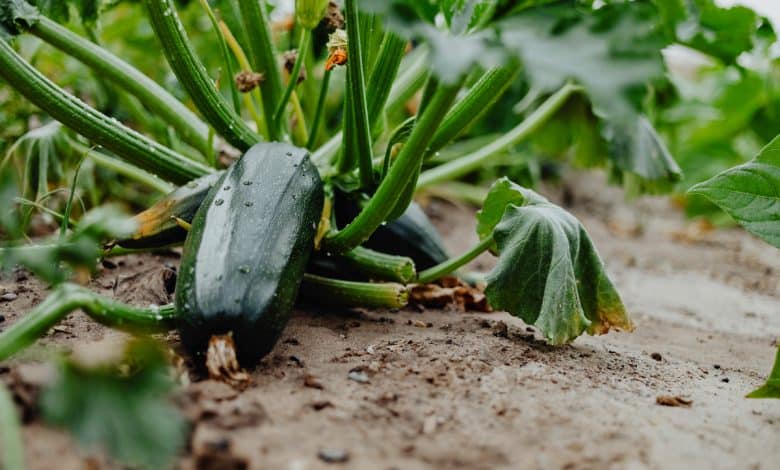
[0, 283, 177, 361]
[366, 32, 406, 134]
[274, 28, 311, 128]
[428, 65, 519, 154]
[239, 0, 283, 140]
[68, 139, 175, 194]
[344, 0, 374, 188]
[0, 383, 24, 470]
[417, 83, 578, 189]
[300, 274, 408, 309]
[144, 0, 260, 151]
[197, 0, 242, 117]
[417, 236, 493, 284]
[323, 83, 462, 254]
[307, 68, 332, 149]
[339, 246, 416, 283]
[0, 40, 210, 185]
[26, 16, 212, 158]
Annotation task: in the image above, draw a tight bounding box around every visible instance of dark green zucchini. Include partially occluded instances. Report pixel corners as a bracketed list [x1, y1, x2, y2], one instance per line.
[336, 196, 449, 270]
[118, 171, 224, 249]
[176, 143, 323, 364]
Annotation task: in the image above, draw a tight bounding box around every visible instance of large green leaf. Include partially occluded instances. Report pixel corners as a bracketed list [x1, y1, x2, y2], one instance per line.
[40, 341, 186, 468]
[480, 178, 631, 344]
[747, 347, 780, 399]
[688, 136, 780, 248]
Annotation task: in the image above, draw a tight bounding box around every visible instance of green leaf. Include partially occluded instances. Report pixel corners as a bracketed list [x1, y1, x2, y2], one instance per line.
[40, 341, 186, 468]
[605, 116, 683, 193]
[747, 347, 780, 399]
[34, 0, 102, 25]
[688, 135, 780, 248]
[481, 178, 631, 344]
[442, 0, 498, 34]
[0, 0, 39, 39]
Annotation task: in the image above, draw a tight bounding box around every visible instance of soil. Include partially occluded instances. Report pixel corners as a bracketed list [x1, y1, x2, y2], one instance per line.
[1, 172, 778, 470]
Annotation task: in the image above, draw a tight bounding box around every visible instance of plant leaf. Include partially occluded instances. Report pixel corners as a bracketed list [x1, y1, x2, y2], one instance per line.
[0, 0, 39, 39]
[40, 341, 186, 468]
[481, 178, 631, 344]
[747, 347, 780, 399]
[688, 135, 780, 248]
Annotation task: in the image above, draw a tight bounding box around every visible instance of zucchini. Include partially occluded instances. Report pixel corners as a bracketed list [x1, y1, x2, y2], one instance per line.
[176, 143, 324, 363]
[118, 171, 224, 249]
[336, 196, 449, 270]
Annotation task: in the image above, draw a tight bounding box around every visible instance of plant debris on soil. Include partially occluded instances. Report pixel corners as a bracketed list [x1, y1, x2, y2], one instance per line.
[1, 174, 779, 469]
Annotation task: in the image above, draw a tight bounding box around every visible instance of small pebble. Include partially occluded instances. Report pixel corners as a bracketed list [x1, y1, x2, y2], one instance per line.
[0, 315, 5, 323]
[714, 364, 721, 369]
[347, 371, 370, 384]
[651, 352, 663, 361]
[721, 378, 729, 383]
[0, 293, 18, 302]
[318, 448, 349, 464]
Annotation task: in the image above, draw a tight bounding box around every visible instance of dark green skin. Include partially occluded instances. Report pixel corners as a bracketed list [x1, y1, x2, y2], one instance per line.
[118, 171, 224, 249]
[176, 143, 324, 364]
[337, 198, 449, 270]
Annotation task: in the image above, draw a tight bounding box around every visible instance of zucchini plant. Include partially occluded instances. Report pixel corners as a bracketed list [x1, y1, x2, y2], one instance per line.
[0, 0, 764, 366]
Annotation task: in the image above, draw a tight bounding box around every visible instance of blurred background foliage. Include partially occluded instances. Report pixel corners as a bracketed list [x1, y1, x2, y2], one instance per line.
[0, 0, 778, 229]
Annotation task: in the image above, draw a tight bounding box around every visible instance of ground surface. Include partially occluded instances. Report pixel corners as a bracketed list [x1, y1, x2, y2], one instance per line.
[1, 173, 778, 470]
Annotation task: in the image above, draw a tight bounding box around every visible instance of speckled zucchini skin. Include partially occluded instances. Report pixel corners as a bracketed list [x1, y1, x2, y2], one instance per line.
[176, 143, 324, 364]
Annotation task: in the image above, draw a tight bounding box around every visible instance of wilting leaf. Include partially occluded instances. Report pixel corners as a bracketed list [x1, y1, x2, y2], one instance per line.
[480, 178, 631, 344]
[688, 135, 780, 248]
[40, 341, 186, 468]
[747, 347, 780, 399]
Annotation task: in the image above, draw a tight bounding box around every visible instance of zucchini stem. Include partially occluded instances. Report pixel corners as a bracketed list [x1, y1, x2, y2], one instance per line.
[344, 0, 374, 188]
[323, 82, 463, 254]
[274, 28, 312, 129]
[0, 283, 177, 361]
[144, 0, 260, 151]
[417, 236, 493, 284]
[301, 274, 409, 309]
[27, 16, 212, 158]
[307, 68, 332, 149]
[0, 40, 210, 184]
[197, 0, 242, 118]
[417, 83, 579, 188]
[337, 246, 416, 284]
[239, 0, 284, 140]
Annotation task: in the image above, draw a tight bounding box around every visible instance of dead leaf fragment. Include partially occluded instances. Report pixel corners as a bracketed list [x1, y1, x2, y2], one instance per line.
[656, 395, 693, 407]
[410, 277, 491, 312]
[206, 334, 252, 390]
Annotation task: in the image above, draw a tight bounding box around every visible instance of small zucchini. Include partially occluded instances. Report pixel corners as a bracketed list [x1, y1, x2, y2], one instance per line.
[118, 171, 224, 249]
[176, 143, 324, 364]
[337, 197, 449, 270]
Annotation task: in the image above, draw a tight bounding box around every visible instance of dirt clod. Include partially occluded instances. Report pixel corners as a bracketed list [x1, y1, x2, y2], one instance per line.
[651, 352, 663, 361]
[656, 395, 693, 407]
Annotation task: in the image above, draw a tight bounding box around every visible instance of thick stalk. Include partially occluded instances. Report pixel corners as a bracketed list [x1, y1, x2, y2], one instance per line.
[307, 68, 332, 149]
[428, 65, 519, 154]
[144, 0, 260, 151]
[0, 40, 210, 184]
[300, 274, 408, 309]
[197, 0, 242, 116]
[339, 246, 416, 283]
[274, 28, 311, 126]
[0, 383, 24, 470]
[344, 0, 374, 188]
[323, 83, 462, 254]
[0, 283, 177, 361]
[417, 236, 493, 284]
[28, 16, 211, 158]
[417, 83, 579, 188]
[239, 0, 283, 140]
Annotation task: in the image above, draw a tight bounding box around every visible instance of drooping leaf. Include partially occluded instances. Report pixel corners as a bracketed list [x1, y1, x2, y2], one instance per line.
[0, 0, 39, 39]
[480, 178, 631, 344]
[688, 135, 780, 248]
[33, 0, 102, 26]
[747, 347, 780, 399]
[40, 340, 186, 468]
